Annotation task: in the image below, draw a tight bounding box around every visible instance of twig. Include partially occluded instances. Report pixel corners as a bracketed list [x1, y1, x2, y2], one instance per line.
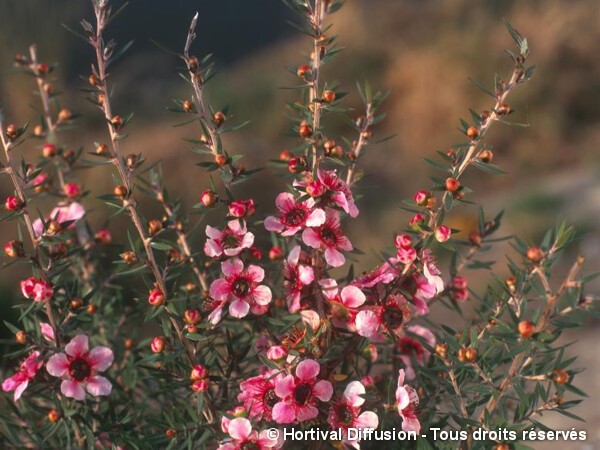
[345, 102, 374, 185]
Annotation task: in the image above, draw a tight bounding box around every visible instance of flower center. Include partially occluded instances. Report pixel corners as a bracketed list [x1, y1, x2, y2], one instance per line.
[383, 306, 404, 329]
[285, 207, 307, 226]
[222, 231, 239, 249]
[293, 383, 312, 406]
[69, 358, 91, 381]
[233, 278, 251, 297]
[337, 405, 355, 426]
[241, 443, 260, 450]
[399, 337, 423, 356]
[319, 226, 338, 246]
[263, 389, 278, 409]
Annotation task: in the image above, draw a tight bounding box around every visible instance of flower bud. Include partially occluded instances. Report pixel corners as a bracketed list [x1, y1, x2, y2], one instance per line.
[464, 347, 478, 362]
[5, 196, 24, 211]
[87, 303, 97, 315]
[466, 126, 479, 140]
[190, 364, 209, 381]
[4, 240, 24, 258]
[496, 103, 512, 116]
[288, 156, 306, 174]
[33, 124, 44, 137]
[409, 213, 426, 228]
[110, 115, 123, 130]
[184, 309, 201, 325]
[394, 234, 412, 249]
[297, 64, 311, 80]
[435, 343, 448, 359]
[213, 111, 225, 126]
[551, 369, 569, 385]
[468, 231, 482, 247]
[96, 143, 109, 155]
[279, 149, 292, 161]
[435, 225, 452, 243]
[148, 288, 165, 307]
[42, 143, 56, 158]
[228, 199, 255, 218]
[148, 219, 163, 236]
[200, 190, 217, 207]
[124, 338, 135, 350]
[114, 185, 128, 199]
[166, 429, 177, 439]
[151, 336, 166, 353]
[298, 120, 312, 138]
[452, 276, 468, 290]
[57, 108, 72, 122]
[269, 246, 284, 261]
[445, 177, 461, 192]
[48, 410, 61, 423]
[187, 56, 199, 73]
[323, 139, 336, 153]
[182, 100, 194, 112]
[478, 149, 494, 163]
[266, 345, 288, 362]
[413, 190, 431, 206]
[121, 251, 138, 264]
[306, 180, 325, 198]
[63, 182, 82, 198]
[322, 90, 336, 103]
[70, 298, 84, 309]
[94, 229, 112, 244]
[250, 247, 262, 260]
[191, 379, 209, 393]
[518, 320, 535, 338]
[5, 123, 20, 140]
[125, 153, 138, 170]
[15, 331, 27, 344]
[214, 154, 227, 167]
[526, 246, 544, 263]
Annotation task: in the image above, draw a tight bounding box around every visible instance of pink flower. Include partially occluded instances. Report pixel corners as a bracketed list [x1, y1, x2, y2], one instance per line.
[395, 369, 420, 433]
[397, 247, 417, 265]
[228, 199, 255, 218]
[302, 210, 352, 267]
[267, 346, 289, 362]
[395, 234, 412, 249]
[264, 192, 325, 236]
[32, 202, 85, 237]
[300, 310, 321, 332]
[398, 325, 436, 380]
[316, 168, 359, 217]
[434, 225, 451, 243]
[238, 369, 284, 421]
[328, 381, 379, 449]
[209, 258, 272, 322]
[283, 246, 314, 313]
[46, 335, 114, 401]
[2, 351, 43, 401]
[204, 220, 255, 258]
[21, 277, 53, 302]
[413, 190, 431, 206]
[352, 262, 397, 289]
[272, 359, 333, 423]
[355, 294, 408, 340]
[420, 249, 444, 297]
[320, 279, 366, 332]
[40, 322, 55, 341]
[217, 417, 281, 450]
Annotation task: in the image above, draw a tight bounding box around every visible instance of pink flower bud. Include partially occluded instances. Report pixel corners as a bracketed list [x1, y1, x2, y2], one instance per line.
[150, 336, 166, 353]
[361, 375, 375, 387]
[452, 276, 468, 290]
[409, 213, 426, 227]
[190, 364, 209, 381]
[395, 234, 412, 249]
[32, 280, 53, 302]
[250, 246, 263, 259]
[269, 246, 284, 261]
[63, 182, 82, 198]
[228, 199, 255, 218]
[451, 288, 469, 303]
[148, 288, 165, 307]
[413, 190, 431, 206]
[266, 345, 288, 362]
[21, 277, 37, 298]
[94, 229, 112, 244]
[435, 225, 451, 243]
[306, 180, 325, 198]
[397, 247, 417, 265]
[363, 344, 378, 362]
[191, 379, 209, 393]
[183, 308, 201, 325]
[5, 196, 24, 211]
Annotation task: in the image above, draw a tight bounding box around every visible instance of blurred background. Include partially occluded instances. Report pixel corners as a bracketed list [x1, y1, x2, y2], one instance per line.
[0, 0, 599, 446]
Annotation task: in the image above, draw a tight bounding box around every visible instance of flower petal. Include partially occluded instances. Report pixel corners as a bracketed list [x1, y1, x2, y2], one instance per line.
[247, 264, 265, 283]
[222, 258, 244, 277]
[340, 286, 366, 308]
[46, 353, 70, 378]
[264, 216, 285, 233]
[324, 247, 345, 267]
[272, 401, 296, 424]
[313, 380, 333, 402]
[296, 359, 320, 381]
[252, 285, 272, 306]
[88, 346, 114, 372]
[13, 380, 29, 401]
[210, 279, 231, 301]
[301, 228, 321, 249]
[296, 404, 319, 422]
[65, 335, 89, 358]
[61, 380, 86, 401]
[306, 208, 326, 227]
[86, 376, 112, 396]
[356, 410, 379, 430]
[274, 375, 295, 399]
[229, 299, 250, 318]
[343, 381, 366, 407]
[228, 417, 252, 441]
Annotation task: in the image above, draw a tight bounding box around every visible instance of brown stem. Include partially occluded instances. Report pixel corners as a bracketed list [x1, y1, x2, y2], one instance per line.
[309, 0, 325, 173]
[90, 2, 194, 365]
[345, 102, 374, 185]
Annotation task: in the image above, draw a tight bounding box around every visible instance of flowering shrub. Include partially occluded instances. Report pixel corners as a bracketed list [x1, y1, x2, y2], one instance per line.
[0, 1, 598, 449]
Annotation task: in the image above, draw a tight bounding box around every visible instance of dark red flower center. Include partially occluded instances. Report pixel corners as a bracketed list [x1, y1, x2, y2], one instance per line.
[233, 278, 251, 297]
[319, 226, 338, 246]
[293, 383, 312, 406]
[383, 306, 404, 330]
[69, 358, 91, 381]
[221, 231, 239, 249]
[399, 337, 423, 356]
[263, 389, 278, 409]
[241, 443, 260, 450]
[284, 207, 307, 227]
[336, 405, 355, 426]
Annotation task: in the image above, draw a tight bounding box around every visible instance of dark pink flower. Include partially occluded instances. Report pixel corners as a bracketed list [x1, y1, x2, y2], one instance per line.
[352, 263, 397, 289]
[204, 220, 255, 258]
[228, 199, 255, 218]
[283, 246, 314, 313]
[238, 369, 284, 421]
[40, 322, 55, 342]
[302, 210, 352, 267]
[395, 369, 420, 433]
[21, 277, 53, 302]
[46, 335, 114, 401]
[209, 258, 272, 322]
[63, 182, 82, 198]
[264, 192, 325, 236]
[355, 294, 409, 340]
[327, 381, 378, 448]
[217, 417, 281, 450]
[316, 169, 359, 217]
[272, 359, 333, 423]
[2, 351, 43, 401]
[320, 278, 366, 332]
[397, 325, 436, 380]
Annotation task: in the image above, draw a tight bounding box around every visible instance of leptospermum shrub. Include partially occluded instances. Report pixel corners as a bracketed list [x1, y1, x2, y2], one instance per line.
[0, 1, 598, 449]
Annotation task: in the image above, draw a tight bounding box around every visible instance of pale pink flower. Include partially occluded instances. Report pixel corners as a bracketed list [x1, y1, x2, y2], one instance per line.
[398, 325, 436, 380]
[395, 369, 420, 433]
[300, 310, 321, 332]
[266, 346, 288, 362]
[46, 335, 114, 401]
[217, 417, 281, 450]
[32, 202, 85, 237]
[352, 263, 397, 289]
[209, 258, 272, 321]
[40, 322, 55, 342]
[204, 220, 255, 258]
[264, 192, 325, 236]
[2, 351, 43, 401]
[302, 210, 352, 267]
[320, 279, 366, 332]
[283, 246, 314, 313]
[355, 294, 408, 340]
[272, 359, 333, 423]
[238, 369, 284, 421]
[327, 381, 379, 449]
[21, 277, 53, 302]
[316, 168, 359, 217]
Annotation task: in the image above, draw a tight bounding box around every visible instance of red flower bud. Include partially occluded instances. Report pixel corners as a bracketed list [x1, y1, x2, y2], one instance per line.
[4, 240, 24, 258]
[148, 288, 165, 307]
[184, 309, 201, 325]
[413, 190, 431, 206]
[394, 234, 412, 249]
[466, 126, 479, 140]
[94, 229, 112, 245]
[42, 143, 57, 158]
[322, 90, 336, 103]
[191, 379, 209, 393]
[297, 64, 311, 80]
[526, 246, 544, 263]
[151, 336, 166, 353]
[200, 190, 217, 207]
[5, 196, 24, 211]
[518, 320, 535, 338]
[269, 246, 284, 261]
[190, 365, 209, 381]
[445, 177, 461, 192]
[63, 182, 82, 198]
